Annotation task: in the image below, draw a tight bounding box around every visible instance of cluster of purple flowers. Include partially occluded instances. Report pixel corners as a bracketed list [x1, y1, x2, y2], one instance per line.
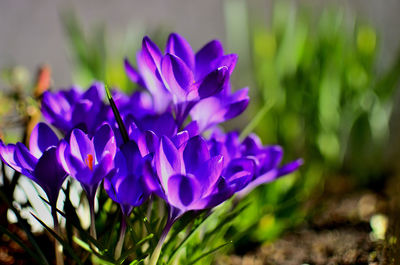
[0, 33, 301, 226]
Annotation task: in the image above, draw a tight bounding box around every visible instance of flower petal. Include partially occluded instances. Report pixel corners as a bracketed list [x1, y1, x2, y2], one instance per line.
[137, 130, 159, 156]
[41, 91, 73, 132]
[119, 141, 142, 174]
[237, 169, 278, 197]
[223, 87, 250, 120]
[155, 136, 183, 190]
[161, 54, 194, 102]
[166, 33, 195, 70]
[142, 36, 163, 67]
[195, 40, 224, 80]
[212, 54, 238, 76]
[29, 123, 59, 158]
[124, 58, 145, 87]
[225, 158, 255, 181]
[57, 139, 69, 174]
[195, 155, 224, 196]
[197, 67, 228, 99]
[65, 152, 86, 177]
[33, 147, 67, 204]
[137, 49, 171, 112]
[114, 173, 149, 207]
[90, 153, 114, 185]
[225, 131, 240, 160]
[136, 112, 177, 138]
[94, 124, 116, 162]
[189, 97, 224, 131]
[114, 149, 128, 178]
[183, 136, 210, 174]
[15, 143, 38, 172]
[190, 177, 233, 210]
[167, 174, 200, 209]
[171, 131, 189, 149]
[70, 99, 93, 132]
[0, 142, 22, 172]
[183, 121, 199, 137]
[69, 128, 94, 163]
[142, 156, 164, 198]
[82, 83, 104, 103]
[241, 134, 263, 155]
[278, 159, 303, 177]
[73, 166, 93, 186]
[258, 146, 283, 173]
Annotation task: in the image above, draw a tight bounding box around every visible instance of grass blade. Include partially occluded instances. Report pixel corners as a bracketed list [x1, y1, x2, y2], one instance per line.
[31, 212, 84, 265]
[188, 241, 232, 265]
[105, 84, 129, 144]
[166, 213, 212, 264]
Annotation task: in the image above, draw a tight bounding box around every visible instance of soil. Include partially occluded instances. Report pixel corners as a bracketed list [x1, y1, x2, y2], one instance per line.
[217, 176, 393, 265]
[0, 223, 54, 265]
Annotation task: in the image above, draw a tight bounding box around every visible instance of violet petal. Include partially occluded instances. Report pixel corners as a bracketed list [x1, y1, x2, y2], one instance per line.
[166, 33, 195, 70]
[29, 123, 59, 158]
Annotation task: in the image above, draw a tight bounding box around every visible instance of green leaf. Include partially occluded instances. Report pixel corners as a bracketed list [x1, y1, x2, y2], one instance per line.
[63, 182, 82, 245]
[137, 233, 154, 246]
[31, 212, 84, 265]
[166, 212, 212, 264]
[105, 208, 123, 251]
[105, 84, 129, 143]
[129, 259, 145, 265]
[38, 194, 105, 251]
[73, 236, 92, 252]
[92, 255, 117, 265]
[188, 241, 232, 265]
[116, 233, 153, 263]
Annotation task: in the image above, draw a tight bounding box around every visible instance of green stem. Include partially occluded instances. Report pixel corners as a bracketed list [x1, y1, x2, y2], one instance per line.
[89, 197, 97, 240]
[149, 220, 173, 265]
[114, 217, 127, 259]
[240, 100, 273, 140]
[52, 206, 64, 265]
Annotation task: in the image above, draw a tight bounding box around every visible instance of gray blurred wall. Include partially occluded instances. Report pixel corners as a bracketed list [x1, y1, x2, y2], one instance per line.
[0, 0, 226, 87]
[0, 0, 400, 87]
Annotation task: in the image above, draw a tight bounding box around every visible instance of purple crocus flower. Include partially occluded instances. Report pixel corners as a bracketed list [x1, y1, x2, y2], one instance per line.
[190, 85, 249, 132]
[0, 123, 67, 206]
[58, 124, 117, 204]
[125, 36, 171, 113]
[41, 82, 111, 136]
[146, 133, 241, 265]
[127, 112, 177, 139]
[109, 89, 178, 147]
[112, 90, 155, 120]
[103, 141, 150, 216]
[58, 123, 116, 238]
[147, 134, 238, 220]
[237, 134, 303, 196]
[124, 33, 236, 127]
[209, 131, 303, 197]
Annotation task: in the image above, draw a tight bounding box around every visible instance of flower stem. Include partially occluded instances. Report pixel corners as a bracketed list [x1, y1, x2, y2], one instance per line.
[149, 219, 173, 265]
[114, 216, 127, 259]
[240, 99, 273, 140]
[51, 206, 64, 265]
[88, 195, 97, 240]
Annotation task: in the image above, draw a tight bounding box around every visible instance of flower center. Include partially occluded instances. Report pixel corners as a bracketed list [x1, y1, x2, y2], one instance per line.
[85, 154, 94, 171]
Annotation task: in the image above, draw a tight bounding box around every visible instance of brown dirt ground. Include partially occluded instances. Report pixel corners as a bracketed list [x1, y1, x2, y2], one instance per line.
[217, 176, 391, 265]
